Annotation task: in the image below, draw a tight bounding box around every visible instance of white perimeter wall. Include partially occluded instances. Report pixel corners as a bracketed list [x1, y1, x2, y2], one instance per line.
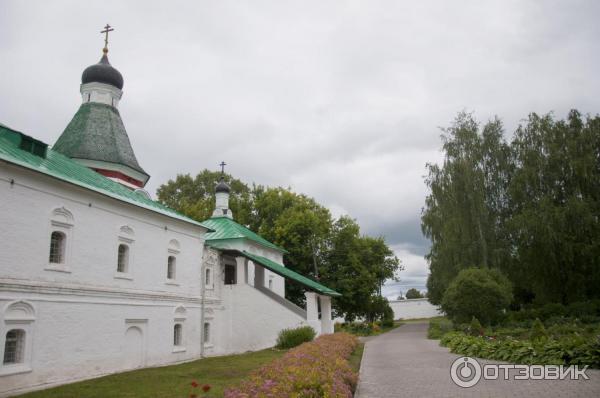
[389, 298, 442, 320]
[214, 284, 307, 355]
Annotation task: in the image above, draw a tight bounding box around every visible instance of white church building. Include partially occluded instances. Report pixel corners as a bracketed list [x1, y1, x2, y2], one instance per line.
[0, 34, 339, 396]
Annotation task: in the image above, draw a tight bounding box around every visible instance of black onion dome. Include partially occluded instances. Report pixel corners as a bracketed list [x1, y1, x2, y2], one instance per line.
[216, 179, 231, 193]
[82, 54, 124, 90]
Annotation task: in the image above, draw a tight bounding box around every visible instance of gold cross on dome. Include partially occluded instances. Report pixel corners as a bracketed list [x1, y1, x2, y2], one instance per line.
[100, 24, 114, 53]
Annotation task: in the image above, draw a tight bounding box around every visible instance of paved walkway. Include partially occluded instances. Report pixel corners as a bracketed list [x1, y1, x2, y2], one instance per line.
[356, 322, 600, 398]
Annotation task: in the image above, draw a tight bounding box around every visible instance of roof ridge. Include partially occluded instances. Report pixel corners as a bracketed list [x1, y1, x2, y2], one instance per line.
[0, 127, 208, 230]
[203, 216, 287, 253]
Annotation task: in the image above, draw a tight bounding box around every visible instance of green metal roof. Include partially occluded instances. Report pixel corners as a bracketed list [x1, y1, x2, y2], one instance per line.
[240, 251, 341, 297]
[54, 102, 148, 177]
[202, 216, 287, 253]
[0, 124, 209, 229]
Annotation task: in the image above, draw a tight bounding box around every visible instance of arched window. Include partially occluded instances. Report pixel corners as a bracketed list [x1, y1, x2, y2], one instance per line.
[205, 268, 211, 285]
[117, 244, 129, 273]
[173, 324, 182, 346]
[167, 256, 176, 280]
[268, 277, 273, 290]
[49, 231, 66, 264]
[3, 329, 25, 364]
[203, 322, 210, 343]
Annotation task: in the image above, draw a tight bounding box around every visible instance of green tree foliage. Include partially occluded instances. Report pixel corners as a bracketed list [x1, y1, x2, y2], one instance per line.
[363, 295, 392, 324]
[405, 288, 424, 299]
[251, 188, 333, 307]
[441, 268, 513, 325]
[423, 110, 600, 307]
[509, 110, 600, 304]
[156, 171, 254, 225]
[422, 112, 512, 304]
[321, 216, 401, 321]
[157, 172, 402, 317]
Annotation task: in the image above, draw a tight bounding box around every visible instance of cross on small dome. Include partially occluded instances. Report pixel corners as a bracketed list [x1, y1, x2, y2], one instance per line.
[216, 161, 231, 193]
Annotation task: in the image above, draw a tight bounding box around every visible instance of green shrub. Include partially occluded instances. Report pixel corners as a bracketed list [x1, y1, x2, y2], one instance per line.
[405, 288, 424, 299]
[530, 318, 547, 341]
[365, 295, 393, 324]
[428, 317, 454, 339]
[568, 300, 600, 317]
[441, 268, 513, 325]
[275, 325, 316, 349]
[538, 303, 566, 320]
[469, 317, 483, 336]
[382, 303, 395, 327]
[439, 330, 600, 368]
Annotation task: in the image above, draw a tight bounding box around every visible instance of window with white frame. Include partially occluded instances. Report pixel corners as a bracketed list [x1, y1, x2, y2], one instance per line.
[2, 301, 35, 375]
[117, 244, 129, 273]
[46, 207, 73, 272]
[173, 324, 182, 346]
[3, 329, 25, 364]
[172, 305, 186, 352]
[167, 256, 176, 280]
[114, 225, 135, 279]
[49, 231, 66, 264]
[203, 322, 210, 343]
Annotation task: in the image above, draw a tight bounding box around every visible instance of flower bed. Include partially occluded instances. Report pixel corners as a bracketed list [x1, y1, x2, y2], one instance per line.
[430, 312, 600, 368]
[224, 333, 359, 398]
[440, 331, 600, 368]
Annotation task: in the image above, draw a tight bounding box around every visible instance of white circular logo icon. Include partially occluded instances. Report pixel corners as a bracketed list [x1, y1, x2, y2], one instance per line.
[450, 356, 482, 388]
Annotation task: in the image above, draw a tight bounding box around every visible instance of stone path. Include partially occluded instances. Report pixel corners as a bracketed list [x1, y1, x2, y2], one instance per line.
[355, 322, 600, 398]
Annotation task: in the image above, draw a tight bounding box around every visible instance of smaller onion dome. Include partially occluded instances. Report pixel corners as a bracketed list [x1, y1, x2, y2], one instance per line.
[82, 53, 124, 90]
[216, 178, 231, 193]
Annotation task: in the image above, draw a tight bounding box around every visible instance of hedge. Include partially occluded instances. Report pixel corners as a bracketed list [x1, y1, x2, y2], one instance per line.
[275, 326, 316, 349]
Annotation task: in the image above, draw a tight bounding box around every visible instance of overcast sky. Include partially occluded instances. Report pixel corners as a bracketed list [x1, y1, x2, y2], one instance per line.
[2, 1, 599, 298]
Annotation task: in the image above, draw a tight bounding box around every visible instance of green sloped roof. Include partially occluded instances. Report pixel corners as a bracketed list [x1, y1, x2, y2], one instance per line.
[54, 102, 148, 177]
[0, 124, 209, 229]
[202, 216, 287, 253]
[241, 251, 341, 297]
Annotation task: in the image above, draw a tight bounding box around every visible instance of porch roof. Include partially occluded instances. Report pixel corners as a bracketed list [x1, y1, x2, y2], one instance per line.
[230, 250, 341, 297]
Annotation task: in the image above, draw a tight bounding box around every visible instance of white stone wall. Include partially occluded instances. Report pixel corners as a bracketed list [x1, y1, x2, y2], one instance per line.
[0, 163, 314, 396]
[0, 164, 207, 396]
[214, 284, 307, 355]
[389, 298, 442, 320]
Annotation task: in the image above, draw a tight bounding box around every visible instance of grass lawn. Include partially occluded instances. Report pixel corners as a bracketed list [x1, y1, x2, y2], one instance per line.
[17, 348, 286, 398]
[348, 342, 365, 373]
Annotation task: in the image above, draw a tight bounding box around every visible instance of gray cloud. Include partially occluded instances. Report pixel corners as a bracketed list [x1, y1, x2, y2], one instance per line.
[2, 0, 599, 290]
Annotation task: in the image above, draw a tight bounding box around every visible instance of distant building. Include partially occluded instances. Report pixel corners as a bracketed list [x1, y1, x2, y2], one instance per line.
[0, 31, 338, 396]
